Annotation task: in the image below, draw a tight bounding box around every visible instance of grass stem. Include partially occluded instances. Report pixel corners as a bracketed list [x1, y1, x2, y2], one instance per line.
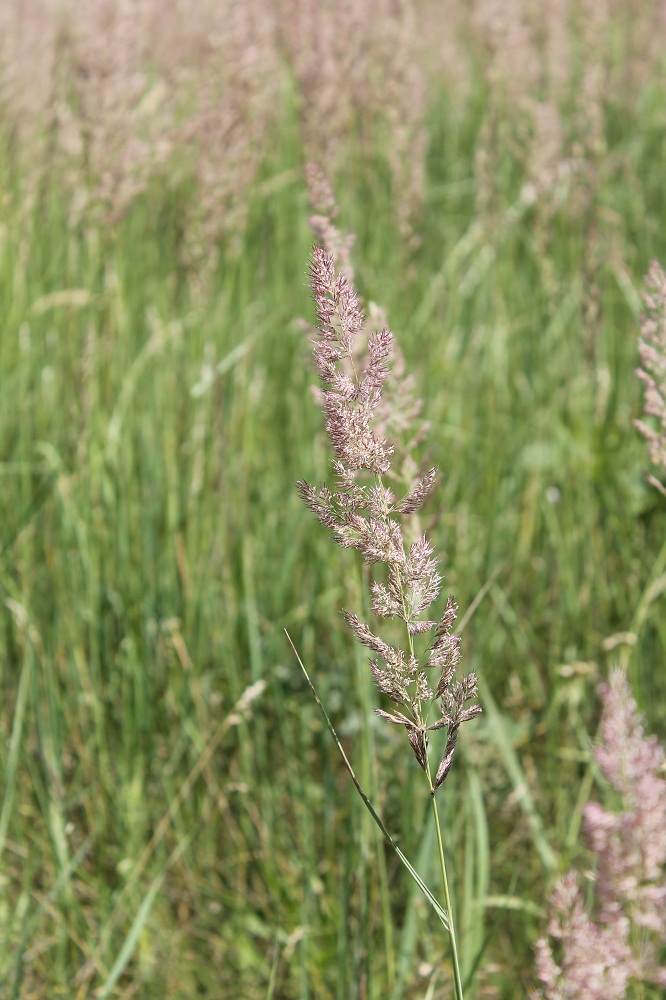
[430, 791, 465, 1000]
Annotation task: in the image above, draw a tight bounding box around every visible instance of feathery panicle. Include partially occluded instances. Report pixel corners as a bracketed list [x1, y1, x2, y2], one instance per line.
[300, 237, 479, 791]
[588, 671, 666, 940]
[309, 245, 393, 475]
[282, 1, 430, 242]
[305, 168, 430, 495]
[532, 871, 633, 1000]
[306, 163, 355, 280]
[636, 259, 666, 497]
[533, 670, 666, 998]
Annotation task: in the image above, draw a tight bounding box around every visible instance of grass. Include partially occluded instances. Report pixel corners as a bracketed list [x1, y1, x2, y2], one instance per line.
[0, 70, 665, 998]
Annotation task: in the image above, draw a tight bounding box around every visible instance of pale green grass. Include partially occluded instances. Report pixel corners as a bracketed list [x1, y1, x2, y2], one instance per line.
[0, 75, 665, 999]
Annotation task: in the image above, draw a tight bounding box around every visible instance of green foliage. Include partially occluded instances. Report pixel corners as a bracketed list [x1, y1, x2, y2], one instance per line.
[0, 68, 665, 999]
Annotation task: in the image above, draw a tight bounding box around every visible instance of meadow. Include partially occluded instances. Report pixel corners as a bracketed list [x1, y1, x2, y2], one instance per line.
[0, 1, 665, 996]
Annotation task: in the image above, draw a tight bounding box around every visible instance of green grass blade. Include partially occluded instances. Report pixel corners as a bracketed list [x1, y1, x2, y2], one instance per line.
[97, 837, 190, 999]
[0, 607, 32, 861]
[285, 630, 450, 931]
[476, 672, 557, 874]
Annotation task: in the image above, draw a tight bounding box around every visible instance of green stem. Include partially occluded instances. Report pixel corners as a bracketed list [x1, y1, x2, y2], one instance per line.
[428, 772, 465, 1000]
[376, 473, 464, 996]
[354, 567, 395, 990]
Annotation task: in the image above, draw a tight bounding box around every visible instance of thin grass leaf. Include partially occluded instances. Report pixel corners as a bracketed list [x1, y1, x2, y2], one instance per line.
[482, 895, 545, 918]
[461, 768, 489, 986]
[0, 608, 32, 860]
[390, 807, 437, 1000]
[285, 630, 449, 931]
[97, 836, 191, 999]
[476, 672, 557, 873]
[630, 535, 666, 639]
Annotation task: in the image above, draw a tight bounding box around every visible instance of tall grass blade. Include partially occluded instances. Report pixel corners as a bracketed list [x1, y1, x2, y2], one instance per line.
[97, 836, 190, 999]
[285, 630, 450, 931]
[476, 673, 557, 874]
[0, 607, 32, 860]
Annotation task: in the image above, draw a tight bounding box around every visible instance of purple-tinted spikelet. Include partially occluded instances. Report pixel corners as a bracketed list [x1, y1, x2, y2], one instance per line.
[636, 260, 666, 497]
[588, 672, 666, 942]
[298, 245, 480, 792]
[305, 167, 431, 494]
[533, 670, 666, 998]
[309, 246, 393, 475]
[306, 163, 356, 280]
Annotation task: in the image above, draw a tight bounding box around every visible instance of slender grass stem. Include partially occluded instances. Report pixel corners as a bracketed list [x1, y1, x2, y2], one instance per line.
[355, 567, 397, 990]
[393, 542, 465, 998]
[428, 774, 464, 1000]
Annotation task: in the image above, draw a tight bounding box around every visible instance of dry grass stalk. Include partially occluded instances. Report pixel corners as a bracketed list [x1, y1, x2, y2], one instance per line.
[636, 260, 666, 498]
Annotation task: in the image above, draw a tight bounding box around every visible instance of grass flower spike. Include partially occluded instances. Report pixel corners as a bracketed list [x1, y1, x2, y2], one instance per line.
[636, 259, 666, 497]
[533, 669, 666, 997]
[298, 246, 480, 794]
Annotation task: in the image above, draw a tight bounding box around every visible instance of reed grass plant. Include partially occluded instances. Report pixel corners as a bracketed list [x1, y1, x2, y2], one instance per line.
[295, 215, 481, 997]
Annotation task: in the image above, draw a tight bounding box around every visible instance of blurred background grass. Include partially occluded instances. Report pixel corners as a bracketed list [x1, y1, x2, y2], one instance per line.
[0, 2, 665, 997]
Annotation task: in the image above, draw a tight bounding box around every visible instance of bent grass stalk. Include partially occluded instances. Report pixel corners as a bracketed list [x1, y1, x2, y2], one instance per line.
[293, 234, 480, 997]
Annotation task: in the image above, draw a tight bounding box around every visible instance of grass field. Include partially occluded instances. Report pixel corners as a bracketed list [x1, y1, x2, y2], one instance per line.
[0, 4, 665, 997]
